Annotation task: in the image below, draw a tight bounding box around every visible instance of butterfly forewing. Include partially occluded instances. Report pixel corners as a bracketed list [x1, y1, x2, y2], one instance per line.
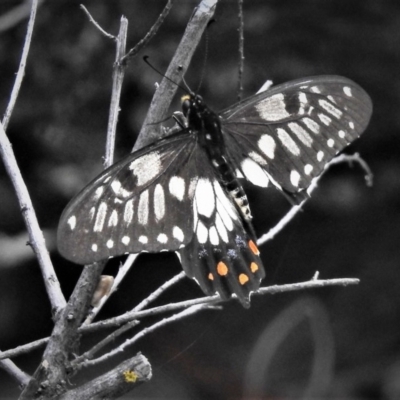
[221, 76, 372, 195]
[57, 133, 198, 264]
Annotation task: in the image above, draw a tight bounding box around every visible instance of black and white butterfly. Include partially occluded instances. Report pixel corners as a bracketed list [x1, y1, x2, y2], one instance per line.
[57, 75, 372, 307]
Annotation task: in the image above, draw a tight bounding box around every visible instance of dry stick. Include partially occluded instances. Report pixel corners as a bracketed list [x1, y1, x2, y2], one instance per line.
[0, 358, 30, 388]
[0, 0, 65, 313]
[0, 120, 65, 311]
[2, 0, 38, 130]
[122, 0, 175, 64]
[76, 304, 213, 370]
[0, 276, 359, 362]
[136, 0, 218, 150]
[237, 0, 244, 101]
[80, 271, 187, 359]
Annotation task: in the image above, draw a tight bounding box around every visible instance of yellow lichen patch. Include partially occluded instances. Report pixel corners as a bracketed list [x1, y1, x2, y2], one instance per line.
[239, 273, 249, 285]
[208, 272, 214, 281]
[248, 240, 260, 255]
[217, 261, 228, 276]
[123, 370, 138, 383]
[250, 262, 259, 273]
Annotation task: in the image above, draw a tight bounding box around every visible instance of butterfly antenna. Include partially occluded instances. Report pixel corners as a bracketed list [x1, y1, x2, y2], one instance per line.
[143, 55, 187, 93]
[195, 19, 214, 93]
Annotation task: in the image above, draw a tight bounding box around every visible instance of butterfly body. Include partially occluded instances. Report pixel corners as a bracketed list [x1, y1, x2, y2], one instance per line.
[57, 75, 372, 306]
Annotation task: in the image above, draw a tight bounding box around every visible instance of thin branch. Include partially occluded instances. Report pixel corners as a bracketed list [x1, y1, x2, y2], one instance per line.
[136, 0, 218, 150]
[72, 320, 140, 366]
[80, 5, 116, 40]
[2, 0, 38, 131]
[0, 358, 30, 388]
[237, 0, 244, 101]
[104, 16, 128, 168]
[133, 271, 187, 312]
[0, 121, 66, 313]
[76, 304, 213, 370]
[122, 0, 175, 64]
[0, 276, 359, 362]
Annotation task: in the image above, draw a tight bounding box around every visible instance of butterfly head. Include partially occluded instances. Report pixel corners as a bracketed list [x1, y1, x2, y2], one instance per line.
[181, 94, 208, 130]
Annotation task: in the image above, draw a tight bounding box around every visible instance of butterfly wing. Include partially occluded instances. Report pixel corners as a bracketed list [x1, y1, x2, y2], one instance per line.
[220, 76, 372, 198]
[57, 132, 199, 265]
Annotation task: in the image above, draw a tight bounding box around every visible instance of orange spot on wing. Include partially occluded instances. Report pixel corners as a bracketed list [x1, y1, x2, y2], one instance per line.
[208, 273, 214, 281]
[217, 261, 228, 276]
[239, 273, 249, 285]
[249, 240, 260, 255]
[250, 262, 259, 273]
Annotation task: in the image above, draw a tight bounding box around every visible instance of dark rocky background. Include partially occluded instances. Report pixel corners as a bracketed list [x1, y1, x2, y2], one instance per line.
[0, 0, 399, 399]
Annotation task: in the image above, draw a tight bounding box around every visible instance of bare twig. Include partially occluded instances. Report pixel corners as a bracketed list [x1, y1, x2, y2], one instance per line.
[0, 276, 359, 362]
[104, 16, 128, 168]
[2, 0, 38, 130]
[0, 358, 30, 388]
[80, 5, 116, 40]
[136, 0, 218, 150]
[76, 304, 213, 370]
[122, 0, 175, 64]
[237, 0, 244, 101]
[0, 121, 66, 313]
[72, 320, 140, 366]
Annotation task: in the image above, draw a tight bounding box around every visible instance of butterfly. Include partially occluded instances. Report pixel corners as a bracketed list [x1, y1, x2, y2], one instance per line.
[57, 75, 372, 307]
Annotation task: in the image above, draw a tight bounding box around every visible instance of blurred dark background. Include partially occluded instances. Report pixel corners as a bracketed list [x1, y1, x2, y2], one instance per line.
[0, 0, 399, 399]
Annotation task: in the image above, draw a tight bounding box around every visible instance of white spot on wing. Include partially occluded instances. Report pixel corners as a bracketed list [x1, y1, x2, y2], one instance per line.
[67, 216, 76, 230]
[91, 243, 98, 252]
[195, 178, 215, 218]
[94, 202, 107, 232]
[173, 226, 184, 242]
[138, 190, 149, 225]
[349, 121, 355, 129]
[196, 221, 208, 244]
[241, 158, 269, 187]
[129, 152, 161, 186]
[310, 86, 321, 93]
[122, 236, 130, 245]
[304, 164, 313, 175]
[277, 128, 300, 155]
[288, 122, 313, 147]
[138, 235, 148, 244]
[343, 86, 352, 97]
[290, 170, 301, 187]
[318, 113, 332, 126]
[106, 239, 114, 249]
[327, 138, 335, 148]
[248, 151, 267, 166]
[169, 176, 185, 201]
[153, 184, 165, 221]
[303, 117, 320, 134]
[255, 93, 290, 121]
[108, 209, 118, 227]
[318, 99, 343, 119]
[124, 199, 134, 224]
[214, 181, 238, 221]
[111, 180, 131, 198]
[93, 186, 104, 200]
[317, 151, 324, 162]
[258, 134, 276, 159]
[157, 233, 168, 244]
[338, 130, 346, 138]
[89, 207, 95, 220]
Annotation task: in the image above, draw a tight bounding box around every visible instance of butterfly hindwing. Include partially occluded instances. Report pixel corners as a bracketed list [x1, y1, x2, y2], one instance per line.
[221, 76, 372, 196]
[57, 133, 198, 264]
[178, 178, 265, 307]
